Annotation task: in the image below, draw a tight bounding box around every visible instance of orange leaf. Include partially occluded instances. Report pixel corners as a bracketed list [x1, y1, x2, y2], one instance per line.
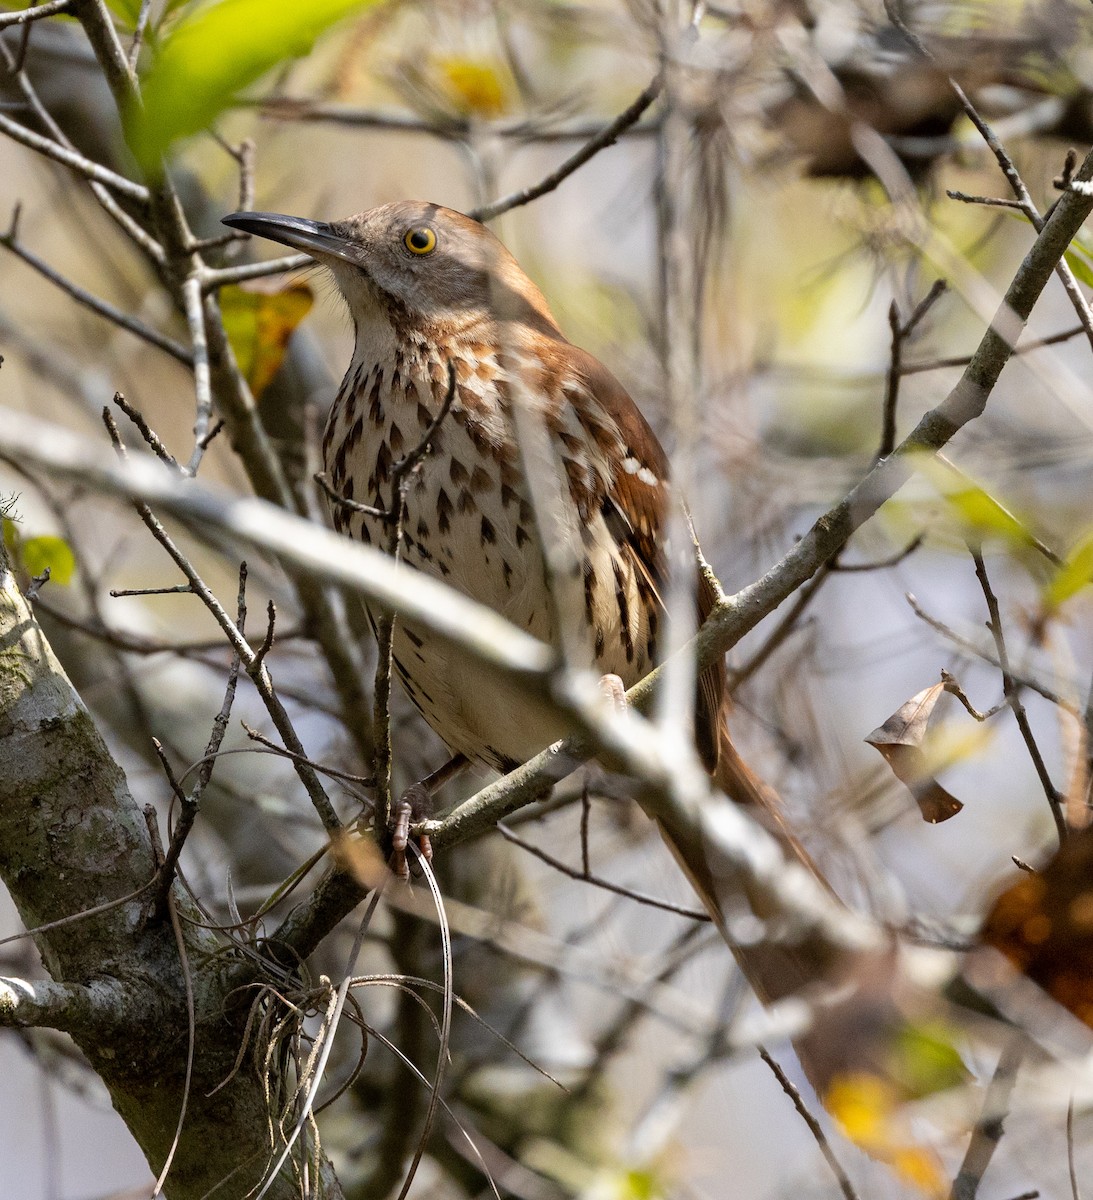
[220, 280, 314, 399]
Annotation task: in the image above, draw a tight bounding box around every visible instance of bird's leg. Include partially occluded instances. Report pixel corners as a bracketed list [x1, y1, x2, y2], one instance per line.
[390, 753, 468, 881]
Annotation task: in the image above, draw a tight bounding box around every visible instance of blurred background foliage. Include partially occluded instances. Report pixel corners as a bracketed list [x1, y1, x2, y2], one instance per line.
[3, 0, 1093, 1197]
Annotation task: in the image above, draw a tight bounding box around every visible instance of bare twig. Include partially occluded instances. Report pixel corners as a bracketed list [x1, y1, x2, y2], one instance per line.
[101, 409, 344, 836]
[182, 275, 214, 474]
[471, 74, 663, 223]
[907, 593, 1076, 714]
[0, 0, 74, 26]
[0, 110, 148, 200]
[888, 4, 1093, 349]
[200, 255, 312, 290]
[112, 392, 179, 467]
[0, 212, 190, 364]
[759, 1046, 861, 1200]
[971, 549, 1066, 841]
[497, 822, 708, 921]
[903, 322, 1088, 375]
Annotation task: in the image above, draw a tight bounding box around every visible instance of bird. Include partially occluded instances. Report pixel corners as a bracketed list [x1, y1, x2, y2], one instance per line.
[222, 201, 828, 1003]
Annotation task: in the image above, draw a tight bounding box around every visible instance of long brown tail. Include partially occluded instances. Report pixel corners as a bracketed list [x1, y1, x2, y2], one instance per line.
[653, 725, 839, 1007]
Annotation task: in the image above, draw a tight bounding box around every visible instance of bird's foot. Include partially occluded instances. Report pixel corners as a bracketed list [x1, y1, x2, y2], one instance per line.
[388, 753, 468, 881]
[390, 783, 433, 883]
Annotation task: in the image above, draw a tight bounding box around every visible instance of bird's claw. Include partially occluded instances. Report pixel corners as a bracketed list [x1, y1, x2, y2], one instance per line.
[390, 782, 433, 882]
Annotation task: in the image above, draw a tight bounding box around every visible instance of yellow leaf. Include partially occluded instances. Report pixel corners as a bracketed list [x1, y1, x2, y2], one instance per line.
[19, 535, 76, 586]
[826, 1072, 947, 1197]
[1045, 528, 1093, 609]
[220, 281, 314, 399]
[915, 455, 1037, 551]
[436, 55, 509, 117]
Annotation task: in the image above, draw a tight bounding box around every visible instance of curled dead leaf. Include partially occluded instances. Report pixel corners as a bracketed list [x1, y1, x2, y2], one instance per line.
[866, 683, 964, 823]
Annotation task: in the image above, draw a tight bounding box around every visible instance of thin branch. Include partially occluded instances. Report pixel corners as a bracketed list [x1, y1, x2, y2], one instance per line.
[0, 0, 75, 25]
[0, 38, 164, 263]
[971, 549, 1066, 841]
[112, 392, 178, 467]
[0, 110, 148, 200]
[127, 0, 152, 69]
[0, 212, 191, 364]
[907, 593, 1076, 714]
[758, 1046, 861, 1200]
[496, 822, 709, 921]
[201, 255, 311, 291]
[888, 4, 1093, 349]
[471, 74, 663, 223]
[101, 410, 344, 837]
[182, 275, 214, 474]
[880, 281, 947, 458]
[902, 322, 1088, 375]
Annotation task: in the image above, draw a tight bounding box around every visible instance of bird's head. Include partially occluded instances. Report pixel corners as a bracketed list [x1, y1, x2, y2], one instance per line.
[222, 201, 560, 341]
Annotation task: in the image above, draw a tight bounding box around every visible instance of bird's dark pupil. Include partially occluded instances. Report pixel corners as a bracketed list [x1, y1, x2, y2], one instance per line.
[410, 229, 430, 249]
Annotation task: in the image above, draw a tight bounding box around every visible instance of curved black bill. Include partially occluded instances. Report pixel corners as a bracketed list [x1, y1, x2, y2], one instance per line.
[221, 211, 358, 265]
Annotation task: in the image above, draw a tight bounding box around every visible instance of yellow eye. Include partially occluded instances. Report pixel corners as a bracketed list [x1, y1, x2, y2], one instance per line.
[404, 226, 436, 255]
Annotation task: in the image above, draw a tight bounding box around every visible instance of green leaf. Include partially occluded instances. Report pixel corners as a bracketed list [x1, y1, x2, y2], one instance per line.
[104, 0, 142, 26]
[2, 516, 18, 554]
[19, 535, 76, 586]
[888, 1021, 966, 1100]
[1064, 246, 1093, 289]
[915, 455, 1037, 550]
[1045, 528, 1093, 608]
[126, 0, 379, 170]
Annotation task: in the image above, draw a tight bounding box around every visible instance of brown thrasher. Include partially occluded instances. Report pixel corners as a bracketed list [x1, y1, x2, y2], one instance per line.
[223, 202, 827, 1002]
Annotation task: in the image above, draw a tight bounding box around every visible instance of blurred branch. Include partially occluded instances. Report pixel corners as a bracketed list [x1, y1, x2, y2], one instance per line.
[252, 97, 660, 144]
[950, 1036, 1024, 1200]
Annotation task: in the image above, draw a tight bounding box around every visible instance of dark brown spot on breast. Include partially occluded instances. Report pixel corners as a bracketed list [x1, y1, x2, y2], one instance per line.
[375, 440, 392, 485]
[613, 559, 634, 662]
[388, 423, 404, 455]
[469, 466, 493, 493]
[449, 458, 469, 487]
[583, 558, 597, 620]
[368, 373, 385, 425]
[458, 489, 476, 514]
[480, 516, 496, 544]
[437, 488, 452, 534]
